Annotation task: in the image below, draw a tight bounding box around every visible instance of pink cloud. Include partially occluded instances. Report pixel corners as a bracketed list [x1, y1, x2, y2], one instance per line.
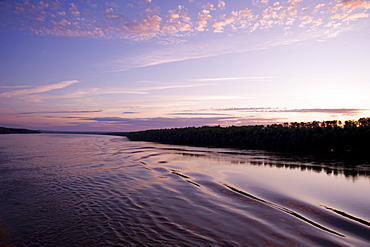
[212, 8, 257, 32]
[344, 12, 369, 21]
[214, 107, 365, 115]
[213, 15, 235, 33]
[162, 5, 193, 34]
[202, 3, 216, 11]
[125, 15, 162, 33]
[218, 1, 226, 10]
[253, 0, 269, 6]
[262, 6, 281, 20]
[69, 3, 80, 16]
[341, 0, 370, 10]
[62, 116, 282, 131]
[196, 9, 212, 31]
[3, 0, 370, 42]
[313, 3, 326, 13]
[0, 80, 79, 97]
[286, 0, 303, 10]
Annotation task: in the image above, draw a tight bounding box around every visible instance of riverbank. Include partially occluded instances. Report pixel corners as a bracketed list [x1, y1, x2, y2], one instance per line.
[0, 127, 40, 134]
[121, 118, 370, 158]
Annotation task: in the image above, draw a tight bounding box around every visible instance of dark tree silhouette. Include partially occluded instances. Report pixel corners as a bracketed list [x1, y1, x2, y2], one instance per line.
[0, 127, 40, 134]
[121, 117, 370, 156]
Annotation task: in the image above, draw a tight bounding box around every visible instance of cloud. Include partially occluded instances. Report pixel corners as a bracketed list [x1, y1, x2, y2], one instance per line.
[69, 3, 80, 17]
[196, 9, 212, 31]
[80, 116, 281, 131]
[19, 110, 102, 115]
[2, 0, 368, 43]
[2, 0, 369, 63]
[214, 107, 364, 115]
[106, 2, 119, 8]
[142, 83, 214, 91]
[286, 0, 303, 10]
[340, 0, 370, 10]
[194, 76, 274, 82]
[0, 85, 30, 89]
[218, 1, 226, 10]
[26, 87, 149, 101]
[344, 12, 369, 21]
[169, 112, 229, 116]
[0, 80, 79, 97]
[253, 0, 270, 6]
[313, 3, 326, 13]
[213, 7, 257, 33]
[12, 82, 215, 104]
[280, 108, 365, 114]
[83, 83, 214, 95]
[111, 41, 232, 70]
[162, 5, 193, 34]
[13, 107, 366, 132]
[216, 107, 280, 112]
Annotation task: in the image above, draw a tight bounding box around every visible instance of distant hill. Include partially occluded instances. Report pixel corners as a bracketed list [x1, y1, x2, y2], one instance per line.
[0, 127, 41, 134]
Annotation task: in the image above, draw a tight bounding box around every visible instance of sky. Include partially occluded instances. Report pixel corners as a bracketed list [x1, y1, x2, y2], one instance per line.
[0, 0, 370, 132]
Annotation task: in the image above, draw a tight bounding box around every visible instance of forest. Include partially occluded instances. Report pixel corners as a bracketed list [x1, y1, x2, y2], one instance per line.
[121, 118, 370, 156]
[0, 127, 41, 134]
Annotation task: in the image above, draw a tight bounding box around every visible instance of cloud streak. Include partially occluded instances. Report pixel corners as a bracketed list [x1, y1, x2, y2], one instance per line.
[0, 80, 79, 97]
[69, 116, 281, 131]
[19, 110, 102, 115]
[1, 81, 215, 103]
[0, 85, 30, 89]
[214, 107, 365, 115]
[194, 77, 274, 82]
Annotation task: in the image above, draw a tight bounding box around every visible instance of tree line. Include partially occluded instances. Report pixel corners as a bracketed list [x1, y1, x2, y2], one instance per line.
[122, 118, 370, 155]
[0, 127, 41, 134]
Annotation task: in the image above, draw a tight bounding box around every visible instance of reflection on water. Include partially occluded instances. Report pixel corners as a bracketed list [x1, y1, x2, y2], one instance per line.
[0, 134, 369, 246]
[175, 149, 370, 179]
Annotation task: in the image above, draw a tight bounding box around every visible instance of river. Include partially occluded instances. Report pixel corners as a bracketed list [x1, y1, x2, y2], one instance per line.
[0, 134, 369, 246]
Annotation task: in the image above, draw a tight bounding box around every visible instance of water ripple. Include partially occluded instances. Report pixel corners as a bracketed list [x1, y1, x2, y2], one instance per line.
[0, 134, 369, 246]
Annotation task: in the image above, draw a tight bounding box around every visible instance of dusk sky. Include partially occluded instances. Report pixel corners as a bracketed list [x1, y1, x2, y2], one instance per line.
[1, 0, 370, 131]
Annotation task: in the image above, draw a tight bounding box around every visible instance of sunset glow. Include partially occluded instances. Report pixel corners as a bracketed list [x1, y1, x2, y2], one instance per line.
[1, 0, 370, 131]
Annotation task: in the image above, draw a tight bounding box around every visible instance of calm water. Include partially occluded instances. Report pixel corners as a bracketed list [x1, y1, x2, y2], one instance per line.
[0, 134, 369, 246]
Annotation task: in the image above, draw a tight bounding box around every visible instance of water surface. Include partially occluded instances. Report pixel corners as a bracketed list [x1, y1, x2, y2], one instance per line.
[0, 134, 369, 246]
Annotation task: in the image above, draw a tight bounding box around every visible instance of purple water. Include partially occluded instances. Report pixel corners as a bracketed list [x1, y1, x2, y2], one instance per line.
[0, 134, 369, 246]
